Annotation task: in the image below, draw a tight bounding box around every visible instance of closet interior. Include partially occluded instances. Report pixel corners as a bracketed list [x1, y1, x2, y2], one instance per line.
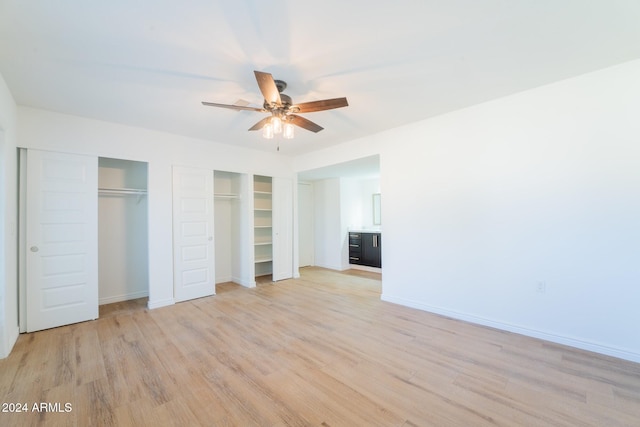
[98, 157, 149, 305]
[253, 175, 273, 280]
[214, 170, 251, 286]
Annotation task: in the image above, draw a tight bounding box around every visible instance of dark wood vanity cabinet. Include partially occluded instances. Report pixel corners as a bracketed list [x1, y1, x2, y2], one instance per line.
[348, 232, 381, 268]
[348, 233, 362, 264]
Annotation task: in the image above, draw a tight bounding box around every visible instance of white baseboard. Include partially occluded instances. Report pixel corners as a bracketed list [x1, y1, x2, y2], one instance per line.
[99, 290, 149, 306]
[232, 276, 255, 288]
[381, 294, 640, 364]
[147, 297, 175, 309]
[216, 275, 255, 288]
[1, 325, 20, 359]
[314, 262, 345, 271]
[349, 264, 382, 273]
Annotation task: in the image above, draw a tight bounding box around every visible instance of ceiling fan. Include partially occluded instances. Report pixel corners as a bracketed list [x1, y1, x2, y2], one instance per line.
[202, 71, 348, 139]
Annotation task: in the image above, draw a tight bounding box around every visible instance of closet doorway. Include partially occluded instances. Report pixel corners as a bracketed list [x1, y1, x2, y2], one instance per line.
[98, 158, 149, 305]
[214, 171, 251, 287]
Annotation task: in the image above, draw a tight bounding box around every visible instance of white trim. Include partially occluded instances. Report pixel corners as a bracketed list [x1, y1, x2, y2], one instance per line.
[147, 298, 175, 309]
[349, 264, 382, 274]
[215, 275, 257, 288]
[232, 276, 256, 288]
[99, 290, 149, 306]
[1, 326, 19, 359]
[381, 294, 640, 364]
[18, 148, 27, 333]
[314, 262, 345, 271]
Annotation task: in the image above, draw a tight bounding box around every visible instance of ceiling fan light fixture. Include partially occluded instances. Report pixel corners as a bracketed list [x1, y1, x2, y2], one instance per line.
[262, 122, 274, 139]
[283, 122, 295, 139]
[272, 115, 282, 134]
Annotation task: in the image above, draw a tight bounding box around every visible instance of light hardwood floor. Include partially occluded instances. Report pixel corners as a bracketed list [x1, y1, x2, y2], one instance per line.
[1, 267, 639, 426]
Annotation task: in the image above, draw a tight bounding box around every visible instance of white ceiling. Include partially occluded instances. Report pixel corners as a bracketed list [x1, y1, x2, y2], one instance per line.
[2, 1, 640, 156]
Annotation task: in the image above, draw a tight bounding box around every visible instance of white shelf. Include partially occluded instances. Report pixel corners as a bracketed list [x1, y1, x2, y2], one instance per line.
[255, 257, 273, 263]
[254, 242, 272, 246]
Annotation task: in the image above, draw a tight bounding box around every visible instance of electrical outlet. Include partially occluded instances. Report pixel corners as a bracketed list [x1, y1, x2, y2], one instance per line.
[537, 281, 546, 293]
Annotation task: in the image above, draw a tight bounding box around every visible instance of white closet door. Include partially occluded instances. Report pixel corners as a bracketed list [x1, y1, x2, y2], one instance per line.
[272, 177, 293, 281]
[26, 149, 98, 332]
[172, 166, 215, 302]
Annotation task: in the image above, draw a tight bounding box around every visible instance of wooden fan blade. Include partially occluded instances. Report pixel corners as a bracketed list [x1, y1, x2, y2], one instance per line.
[248, 116, 271, 131]
[254, 71, 282, 106]
[291, 97, 348, 113]
[289, 115, 324, 133]
[202, 101, 265, 112]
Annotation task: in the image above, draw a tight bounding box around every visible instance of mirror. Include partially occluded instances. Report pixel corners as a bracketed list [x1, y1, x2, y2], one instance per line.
[373, 193, 381, 225]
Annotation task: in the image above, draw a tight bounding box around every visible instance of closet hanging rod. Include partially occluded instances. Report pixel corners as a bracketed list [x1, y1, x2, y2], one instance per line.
[214, 193, 240, 199]
[98, 187, 148, 196]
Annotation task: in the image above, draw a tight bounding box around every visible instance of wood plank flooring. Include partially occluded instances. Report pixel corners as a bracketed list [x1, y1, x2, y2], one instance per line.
[1, 267, 639, 426]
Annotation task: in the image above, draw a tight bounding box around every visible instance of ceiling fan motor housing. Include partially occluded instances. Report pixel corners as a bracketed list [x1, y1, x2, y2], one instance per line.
[274, 79, 287, 93]
[279, 94, 292, 107]
[264, 91, 293, 111]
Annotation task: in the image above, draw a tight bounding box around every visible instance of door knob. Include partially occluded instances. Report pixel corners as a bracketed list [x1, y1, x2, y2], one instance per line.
[30, 246, 39, 253]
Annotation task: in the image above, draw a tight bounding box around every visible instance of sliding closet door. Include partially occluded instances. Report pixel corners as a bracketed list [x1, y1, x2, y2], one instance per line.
[172, 166, 215, 302]
[272, 177, 293, 281]
[25, 149, 98, 332]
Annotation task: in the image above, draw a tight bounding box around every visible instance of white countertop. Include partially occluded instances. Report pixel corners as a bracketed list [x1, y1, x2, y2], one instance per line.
[348, 228, 381, 233]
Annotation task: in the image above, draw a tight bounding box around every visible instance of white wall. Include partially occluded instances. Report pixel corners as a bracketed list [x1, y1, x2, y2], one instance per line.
[297, 182, 314, 267]
[214, 194, 234, 284]
[0, 73, 18, 358]
[312, 178, 343, 270]
[295, 59, 640, 362]
[341, 177, 380, 231]
[17, 107, 295, 311]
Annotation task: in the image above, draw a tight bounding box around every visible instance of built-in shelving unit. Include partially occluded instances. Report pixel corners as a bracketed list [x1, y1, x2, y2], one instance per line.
[253, 175, 273, 278]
